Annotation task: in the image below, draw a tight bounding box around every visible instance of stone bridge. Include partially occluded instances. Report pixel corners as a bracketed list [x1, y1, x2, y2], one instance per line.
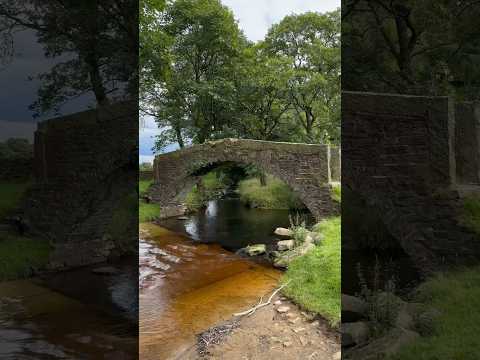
[343, 91, 480, 272]
[150, 138, 340, 220]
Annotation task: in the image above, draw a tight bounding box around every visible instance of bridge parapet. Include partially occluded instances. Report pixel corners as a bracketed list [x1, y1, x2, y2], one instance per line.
[151, 138, 340, 220]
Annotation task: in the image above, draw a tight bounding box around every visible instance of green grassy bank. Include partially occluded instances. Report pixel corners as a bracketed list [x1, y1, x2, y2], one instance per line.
[0, 236, 51, 281]
[282, 217, 341, 326]
[0, 182, 31, 218]
[238, 176, 305, 210]
[139, 179, 161, 223]
[393, 266, 480, 360]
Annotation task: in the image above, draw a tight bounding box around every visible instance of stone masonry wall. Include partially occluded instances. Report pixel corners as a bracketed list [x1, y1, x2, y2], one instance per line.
[455, 102, 480, 185]
[25, 102, 138, 269]
[150, 139, 340, 221]
[343, 91, 480, 272]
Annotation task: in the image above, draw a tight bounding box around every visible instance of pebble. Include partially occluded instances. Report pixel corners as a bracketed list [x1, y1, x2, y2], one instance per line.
[283, 341, 293, 348]
[293, 327, 306, 333]
[277, 306, 290, 313]
[274, 300, 282, 305]
[333, 351, 341, 360]
[288, 317, 301, 325]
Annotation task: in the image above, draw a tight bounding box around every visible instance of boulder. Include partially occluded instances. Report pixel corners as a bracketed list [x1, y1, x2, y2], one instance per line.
[244, 244, 266, 256]
[342, 294, 368, 322]
[344, 328, 420, 360]
[273, 243, 315, 268]
[274, 227, 293, 237]
[342, 321, 370, 346]
[277, 239, 295, 251]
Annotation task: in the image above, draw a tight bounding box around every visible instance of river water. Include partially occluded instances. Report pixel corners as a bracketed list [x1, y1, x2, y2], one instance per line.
[139, 198, 312, 360]
[0, 258, 138, 359]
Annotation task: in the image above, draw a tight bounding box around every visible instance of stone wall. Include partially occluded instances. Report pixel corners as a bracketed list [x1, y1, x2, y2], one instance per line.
[25, 102, 138, 269]
[455, 102, 480, 185]
[343, 91, 480, 272]
[151, 139, 340, 221]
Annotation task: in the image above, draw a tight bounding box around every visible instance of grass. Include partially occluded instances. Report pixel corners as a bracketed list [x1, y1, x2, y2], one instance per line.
[282, 217, 341, 326]
[392, 266, 480, 360]
[0, 182, 31, 218]
[460, 195, 480, 234]
[238, 176, 305, 210]
[0, 235, 51, 281]
[139, 179, 153, 196]
[138, 178, 161, 223]
[331, 183, 341, 203]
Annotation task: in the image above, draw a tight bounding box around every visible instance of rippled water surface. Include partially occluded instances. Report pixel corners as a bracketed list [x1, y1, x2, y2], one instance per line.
[139, 220, 282, 360]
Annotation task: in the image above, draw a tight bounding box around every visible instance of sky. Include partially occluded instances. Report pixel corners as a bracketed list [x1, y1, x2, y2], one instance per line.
[0, 28, 95, 143]
[139, 0, 340, 163]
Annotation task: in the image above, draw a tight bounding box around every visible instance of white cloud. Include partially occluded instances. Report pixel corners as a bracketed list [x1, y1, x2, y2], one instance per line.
[221, 0, 340, 42]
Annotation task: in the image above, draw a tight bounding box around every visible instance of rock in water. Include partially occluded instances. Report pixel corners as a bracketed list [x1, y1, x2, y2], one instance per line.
[277, 239, 295, 251]
[245, 244, 266, 256]
[274, 227, 293, 237]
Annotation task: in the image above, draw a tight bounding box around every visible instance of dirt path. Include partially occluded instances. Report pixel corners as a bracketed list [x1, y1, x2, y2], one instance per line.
[180, 295, 341, 360]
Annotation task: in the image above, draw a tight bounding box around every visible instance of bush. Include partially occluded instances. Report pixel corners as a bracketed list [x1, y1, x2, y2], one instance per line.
[238, 176, 305, 210]
[331, 183, 341, 203]
[282, 217, 341, 326]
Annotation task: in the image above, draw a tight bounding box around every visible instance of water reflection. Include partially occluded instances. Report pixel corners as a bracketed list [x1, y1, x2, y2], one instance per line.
[139, 223, 281, 360]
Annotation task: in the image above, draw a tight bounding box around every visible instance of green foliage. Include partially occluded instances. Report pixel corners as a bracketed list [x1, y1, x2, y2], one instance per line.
[140, 0, 341, 148]
[238, 176, 305, 210]
[0, 1, 137, 114]
[392, 267, 480, 359]
[0, 182, 31, 219]
[460, 195, 480, 234]
[139, 200, 161, 223]
[139, 162, 153, 172]
[331, 183, 341, 203]
[282, 217, 341, 326]
[108, 193, 138, 253]
[0, 139, 33, 160]
[289, 213, 309, 246]
[357, 259, 401, 337]
[139, 179, 153, 196]
[0, 236, 51, 281]
[185, 171, 230, 211]
[343, 1, 480, 100]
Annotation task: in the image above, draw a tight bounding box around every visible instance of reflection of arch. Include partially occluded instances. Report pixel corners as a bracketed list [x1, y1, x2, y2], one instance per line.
[150, 139, 340, 221]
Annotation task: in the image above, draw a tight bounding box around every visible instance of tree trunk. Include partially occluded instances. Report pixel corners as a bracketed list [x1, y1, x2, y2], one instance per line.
[175, 126, 184, 148]
[260, 172, 267, 187]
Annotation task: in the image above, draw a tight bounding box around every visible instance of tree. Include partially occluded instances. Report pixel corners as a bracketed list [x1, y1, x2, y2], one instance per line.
[234, 45, 292, 141]
[0, 0, 138, 115]
[264, 10, 341, 143]
[142, 0, 246, 150]
[342, 0, 480, 99]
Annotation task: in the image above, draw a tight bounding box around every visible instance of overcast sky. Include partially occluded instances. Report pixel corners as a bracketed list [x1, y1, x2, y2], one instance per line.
[0, 28, 95, 142]
[140, 0, 340, 163]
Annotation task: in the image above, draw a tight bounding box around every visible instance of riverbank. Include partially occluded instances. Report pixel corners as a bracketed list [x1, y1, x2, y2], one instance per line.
[181, 292, 340, 359]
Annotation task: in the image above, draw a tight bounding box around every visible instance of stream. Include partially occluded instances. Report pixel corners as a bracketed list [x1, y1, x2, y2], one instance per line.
[139, 197, 313, 360]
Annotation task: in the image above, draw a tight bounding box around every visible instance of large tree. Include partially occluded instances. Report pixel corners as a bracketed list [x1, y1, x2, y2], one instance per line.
[0, 0, 138, 115]
[264, 10, 341, 144]
[342, 0, 480, 99]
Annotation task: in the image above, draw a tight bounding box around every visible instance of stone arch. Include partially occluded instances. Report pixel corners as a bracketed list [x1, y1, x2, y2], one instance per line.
[149, 139, 340, 221]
